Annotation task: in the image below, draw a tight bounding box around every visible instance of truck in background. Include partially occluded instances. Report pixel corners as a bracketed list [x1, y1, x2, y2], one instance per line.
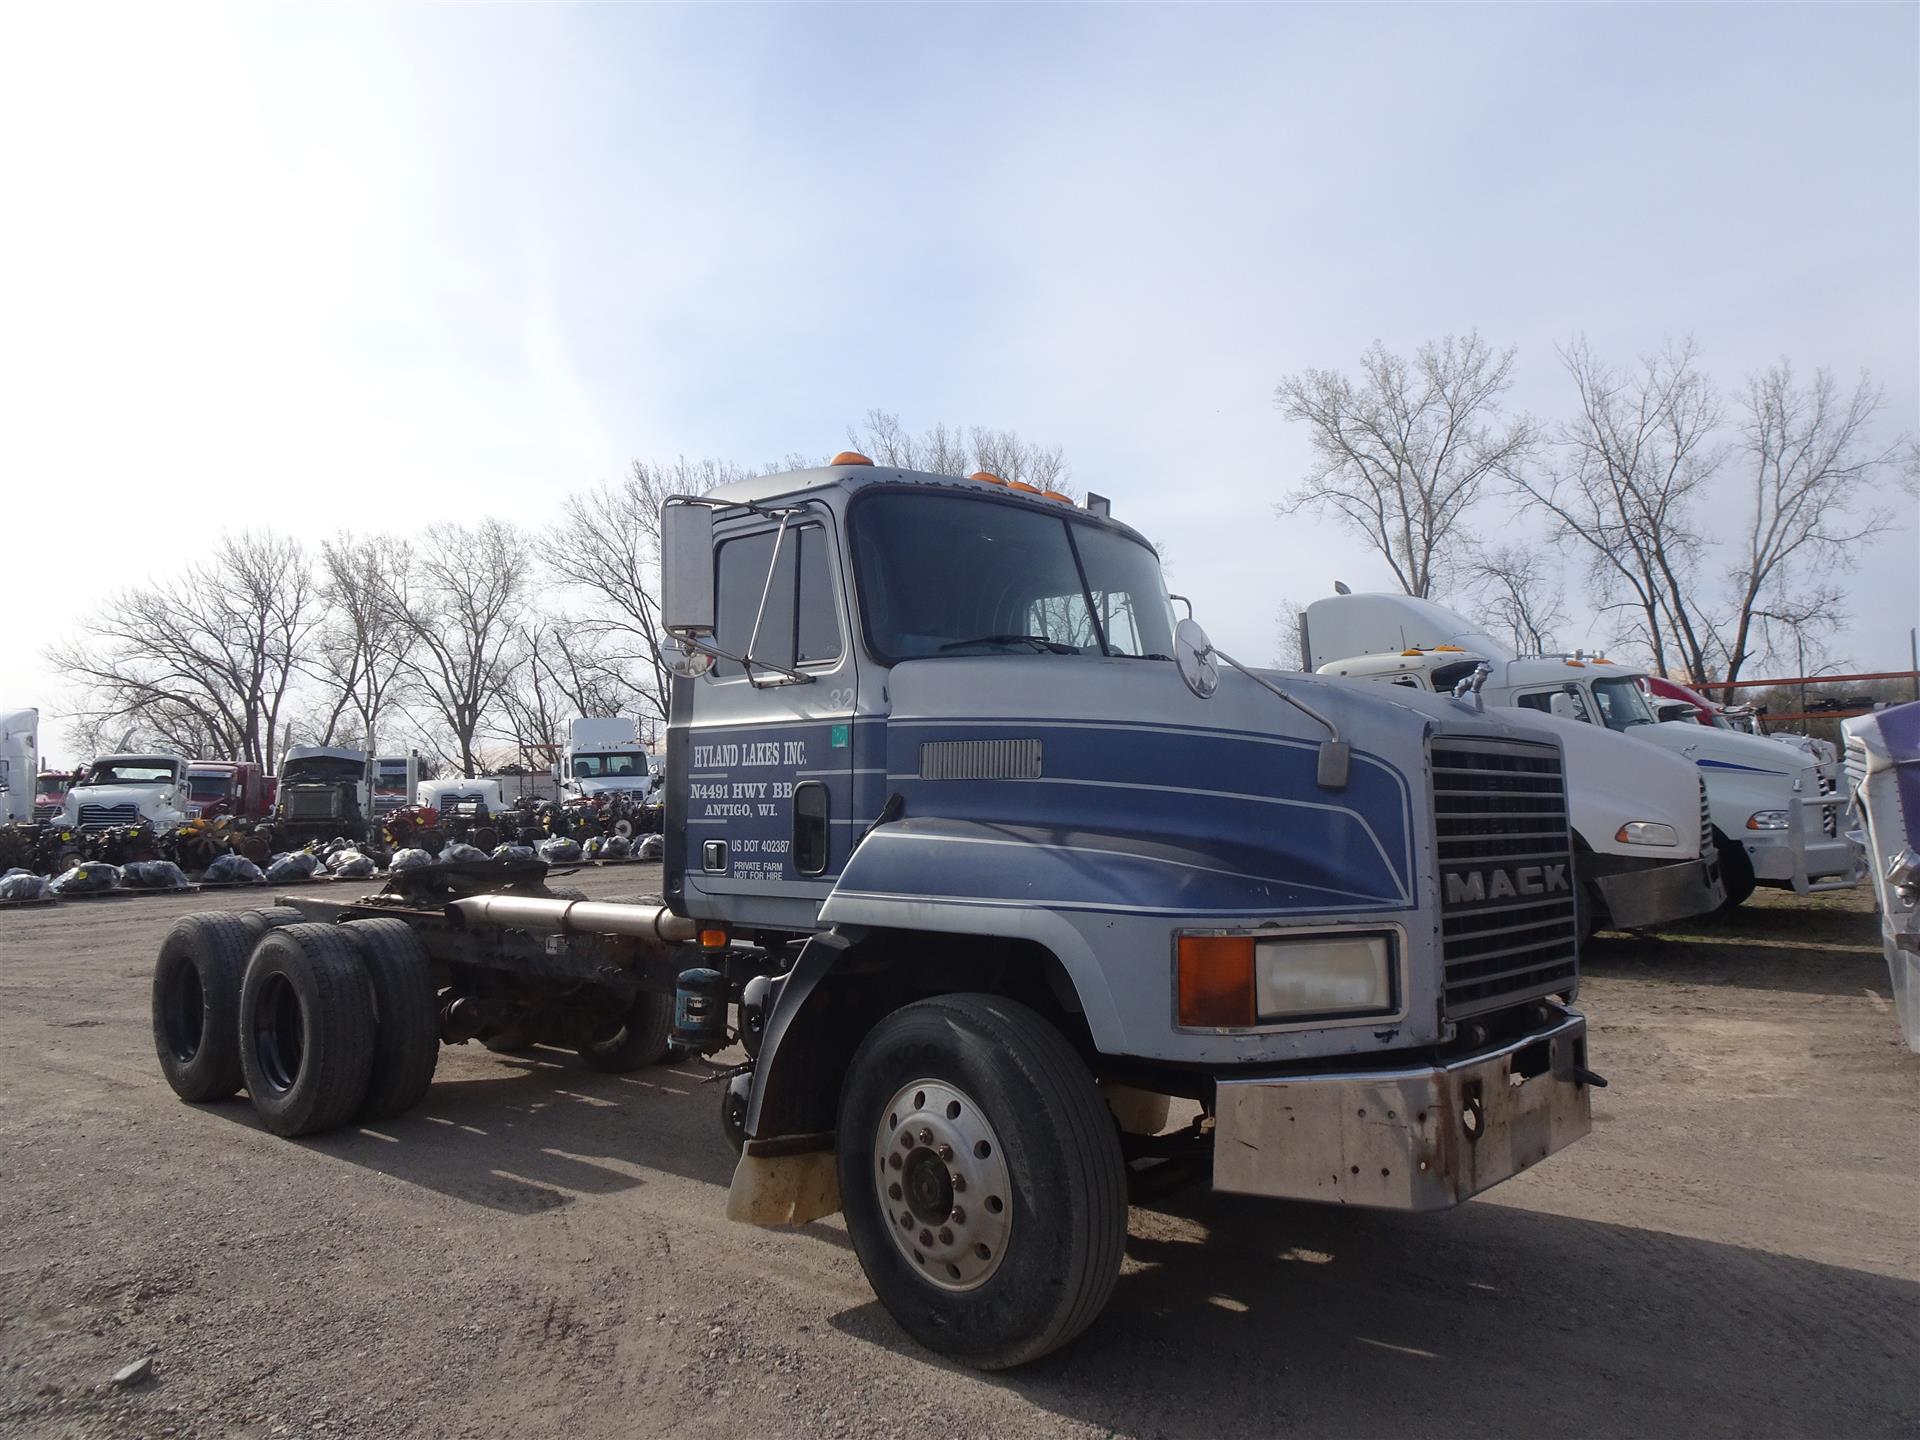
[372, 754, 422, 819]
[1301, 592, 1860, 908]
[0, 709, 37, 825]
[1316, 649, 1723, 930]
[61, 754, 191, 832]
[271, 746, 371, 848]
[185, 761, 273, 822]
[557, 716, 658, 801]
[33, 770, 78, 823]
[1844, 701, 1920, 1050]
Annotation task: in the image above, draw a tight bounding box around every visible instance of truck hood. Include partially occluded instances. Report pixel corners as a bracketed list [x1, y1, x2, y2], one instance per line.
[1636, 719, 1807, 778]
[1482, 707, 1705, 857]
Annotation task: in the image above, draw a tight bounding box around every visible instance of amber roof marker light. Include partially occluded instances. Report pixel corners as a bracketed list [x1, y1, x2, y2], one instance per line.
[831, 451, 874, 466]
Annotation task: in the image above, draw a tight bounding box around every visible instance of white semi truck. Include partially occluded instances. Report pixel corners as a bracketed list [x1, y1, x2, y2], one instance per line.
[60, 754, 192, 832]
[151, 458, 1602, 1369]
[1302, 593, 1861, 907]
[557, 716, 658, 801]
[1315, 650, 1722, 931]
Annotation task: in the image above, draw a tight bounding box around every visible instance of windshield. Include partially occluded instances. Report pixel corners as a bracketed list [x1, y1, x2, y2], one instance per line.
[189, 774, 233, 800]
[285, 759, 363, 784]
[572, 752, 645, 778]
[37, 775, 72, 795]
[1591, 676, 1656, 731]
[850, 492, 1174, 661]
[375, 765, 410, 794]
[89, 761, 178, 785]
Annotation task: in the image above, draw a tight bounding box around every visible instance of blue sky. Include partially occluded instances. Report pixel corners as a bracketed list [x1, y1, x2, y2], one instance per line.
[2, 3, 1915, 745]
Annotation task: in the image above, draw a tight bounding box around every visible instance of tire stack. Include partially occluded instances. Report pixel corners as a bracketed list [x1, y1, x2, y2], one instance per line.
[151, 909, 440, 1136]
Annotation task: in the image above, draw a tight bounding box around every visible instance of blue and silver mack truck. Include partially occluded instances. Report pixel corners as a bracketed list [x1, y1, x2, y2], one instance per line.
[149, 453, 1600, 1370]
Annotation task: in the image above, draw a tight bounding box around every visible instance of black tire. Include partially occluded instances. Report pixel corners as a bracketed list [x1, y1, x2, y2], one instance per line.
[236, 905, 307, 940]
[238, 924, 376, 1137]
[152, 913, 255, 1102]
[579, 991, 674, 1072]
[1713, 829, 1757, 911]
[836, 993, 1126, 1370]
[473, 826, 499, 853]
[343, 919, 441, 1121]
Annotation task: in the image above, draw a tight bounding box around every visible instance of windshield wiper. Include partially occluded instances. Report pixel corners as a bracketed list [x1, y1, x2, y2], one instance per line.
[936, 633, 1080, 655]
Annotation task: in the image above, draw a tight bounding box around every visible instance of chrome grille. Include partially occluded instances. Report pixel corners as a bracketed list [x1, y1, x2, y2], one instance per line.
[33, 801, 61, 822]
[1431, 736, 1578, 1018]
[1700, 776, 1713, 854]
[1815, 766, 1839, 837]
[77, 802, 138, 829]
[1845, 737, 1867, 797]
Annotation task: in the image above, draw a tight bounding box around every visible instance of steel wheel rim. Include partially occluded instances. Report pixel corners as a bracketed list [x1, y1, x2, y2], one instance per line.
[871, 1078, 1012, 1292]
[252, 972, 304, 1094]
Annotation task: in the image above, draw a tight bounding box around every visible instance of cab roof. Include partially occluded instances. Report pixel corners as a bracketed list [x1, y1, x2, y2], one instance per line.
[701, 463, 1153, 548]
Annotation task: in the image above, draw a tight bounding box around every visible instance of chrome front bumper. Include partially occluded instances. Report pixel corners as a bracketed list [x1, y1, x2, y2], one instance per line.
[1212, 1012, 1594, 1211]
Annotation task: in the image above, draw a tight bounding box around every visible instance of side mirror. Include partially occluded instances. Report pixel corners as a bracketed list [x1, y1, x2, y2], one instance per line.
[1548, 692, 1577, 719]
[658, 634, 715, 680]
[661, 502, 716, 636]
[1173, 618, 1219, 699]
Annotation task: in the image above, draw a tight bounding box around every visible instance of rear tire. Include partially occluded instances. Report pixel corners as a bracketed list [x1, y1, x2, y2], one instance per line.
[237, 906, 306, 940]
[238, 924, 375, 1137]
[343, 919, 441, 1121]
[1713, 829, 1756, 911]
[836, 993, 1126, 1370]
[580, 991, 673, 1072]
[152, 913, 255, 1102]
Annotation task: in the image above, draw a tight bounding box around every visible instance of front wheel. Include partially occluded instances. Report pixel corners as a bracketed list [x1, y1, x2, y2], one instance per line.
[1713, 828, 1757, 911]
[836, 993, 1126, 1370]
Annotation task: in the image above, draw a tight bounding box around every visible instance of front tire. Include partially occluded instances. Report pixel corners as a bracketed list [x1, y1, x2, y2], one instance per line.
[1713, 828, 1757, 911]
[836, 993, 1126, 1370]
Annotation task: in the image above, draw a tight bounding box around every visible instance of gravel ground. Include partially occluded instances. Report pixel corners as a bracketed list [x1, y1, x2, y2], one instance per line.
[1, 871, 1915, 1439]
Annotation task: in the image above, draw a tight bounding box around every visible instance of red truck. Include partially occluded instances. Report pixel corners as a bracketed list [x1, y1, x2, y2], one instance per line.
[32, 771, 78, 823]
[185, 761, 274, 822]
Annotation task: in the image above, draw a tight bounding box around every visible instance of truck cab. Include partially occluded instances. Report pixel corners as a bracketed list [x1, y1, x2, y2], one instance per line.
[371, 755, 422, 819]
[558, 717, 658, 802]
[654, 456, 1598, 1366]
[273, 746, 371, 844]
[61, 754, 191, 832]
[185, 761, 270, 821]
[32, 771, 76, 824]
[1302, 592, 1861, 906]
[1316, 649, 1723, 930]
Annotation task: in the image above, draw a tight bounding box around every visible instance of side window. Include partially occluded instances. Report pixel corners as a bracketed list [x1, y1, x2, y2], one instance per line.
[712, 524, 842, 679]
[1516, 688, 1589, 721]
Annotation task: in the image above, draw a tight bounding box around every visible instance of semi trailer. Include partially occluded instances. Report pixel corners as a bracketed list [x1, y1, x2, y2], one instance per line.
[153, 456, 1600, 1368]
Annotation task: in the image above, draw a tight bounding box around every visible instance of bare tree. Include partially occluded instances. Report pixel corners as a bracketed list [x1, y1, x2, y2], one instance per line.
[495, 624, 635, 769]
[49, 531, 319, 765]
[1272, 597, 1307, 670]
[1273, 333, 1532, 598]
[385, 520, 528, 778]
[848, 410, 1071, 492]
[535, 457, 752, 729]
[1509, 338, 1722, 677]
[309, 532, 417, 752]
[1716, 362, 1897, 687]
[1461, 543, 1568, 656]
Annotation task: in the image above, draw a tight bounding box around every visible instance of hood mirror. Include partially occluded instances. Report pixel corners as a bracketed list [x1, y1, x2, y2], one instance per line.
[1174, 618, 1219, 699]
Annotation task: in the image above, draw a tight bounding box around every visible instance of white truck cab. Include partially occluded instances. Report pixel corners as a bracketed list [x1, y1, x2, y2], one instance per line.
[557, 716, 657, 802]
[1303, 593, 1862, 905]
[1316, 650, 1722, 930]
[62, 753, 191, 832]
[417, 776, 507, 820]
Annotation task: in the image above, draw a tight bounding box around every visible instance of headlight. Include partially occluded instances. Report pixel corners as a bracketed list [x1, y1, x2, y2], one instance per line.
[1746, 810, 1789, 831]
[1177, 932, 1397, 1027]
[1615, 821, 1678, 846]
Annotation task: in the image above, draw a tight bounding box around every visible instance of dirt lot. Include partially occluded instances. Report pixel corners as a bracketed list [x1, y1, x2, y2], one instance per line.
[1, 871, 1915, 1439]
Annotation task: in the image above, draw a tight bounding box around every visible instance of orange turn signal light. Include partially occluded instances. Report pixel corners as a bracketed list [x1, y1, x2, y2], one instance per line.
[1177, 936, 1255, 1028]
[831, 451, 873, 467]
[969, 470, 1007, 486]
[1042, 489, 1073, 504]
[1004, 478, 1041, 494]
[699, 927, 728, 949]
